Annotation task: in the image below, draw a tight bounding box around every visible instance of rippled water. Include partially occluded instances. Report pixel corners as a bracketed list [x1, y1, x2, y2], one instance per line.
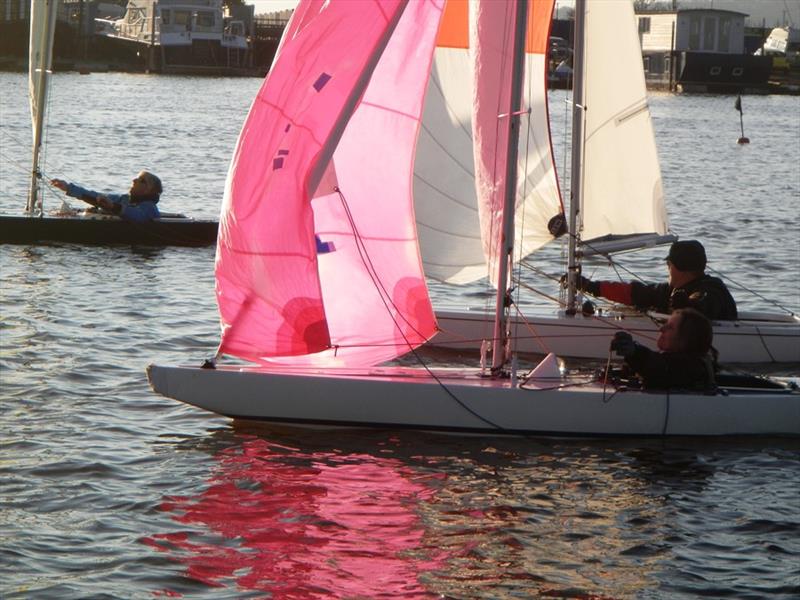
[1, 72, 799, 598]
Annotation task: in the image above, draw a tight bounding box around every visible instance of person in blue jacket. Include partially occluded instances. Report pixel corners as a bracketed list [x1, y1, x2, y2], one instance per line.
[51, 171, 162, 223]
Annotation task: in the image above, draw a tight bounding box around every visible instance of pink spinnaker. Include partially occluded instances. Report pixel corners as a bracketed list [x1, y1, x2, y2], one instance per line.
[215, 0, 443, 367]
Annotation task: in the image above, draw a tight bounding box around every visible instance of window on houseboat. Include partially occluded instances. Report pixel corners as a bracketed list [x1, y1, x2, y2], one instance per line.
[703, 17, 716, 51]
[719, 17, 731, 53]
[196, 11, 215, 27]
[688, 16, 701, 50]
[161, 9, 170, 25]
[174, 10, 191, 26]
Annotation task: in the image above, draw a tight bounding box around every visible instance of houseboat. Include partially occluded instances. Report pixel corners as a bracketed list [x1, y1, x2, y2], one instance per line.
[637, 7, 772, 93]
[94, 0, 251, 74]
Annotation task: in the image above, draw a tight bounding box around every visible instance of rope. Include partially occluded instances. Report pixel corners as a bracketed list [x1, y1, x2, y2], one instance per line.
[334, 186, 507, 431]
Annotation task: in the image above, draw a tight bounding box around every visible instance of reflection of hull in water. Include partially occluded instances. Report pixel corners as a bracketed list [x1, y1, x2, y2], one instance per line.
[0, 213, 217, 247]
[432, 307, 800, 364]
[147, 363, 800, 437]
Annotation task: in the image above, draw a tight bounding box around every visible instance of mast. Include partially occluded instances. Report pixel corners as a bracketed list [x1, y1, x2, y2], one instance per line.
[27, 0, 59, 216]
[565, 0, 587, 314]
[491, 0, 529, 372]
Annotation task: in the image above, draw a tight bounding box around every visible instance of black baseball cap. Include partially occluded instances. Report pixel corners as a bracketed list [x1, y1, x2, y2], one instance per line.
[665, 240, 706, 271]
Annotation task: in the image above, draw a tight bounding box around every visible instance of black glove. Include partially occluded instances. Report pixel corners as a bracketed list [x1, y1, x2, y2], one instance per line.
[577, 275, 599, 295]
[670, 289, 690, 309]
[560, 274, 599, 295]
[610, 331, 637, 358]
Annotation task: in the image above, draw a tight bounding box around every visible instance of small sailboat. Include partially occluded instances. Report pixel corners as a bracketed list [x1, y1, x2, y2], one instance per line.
[148, 0, 799, 437]
[419, 0, 799, 364]
[0, 0, 217, 247]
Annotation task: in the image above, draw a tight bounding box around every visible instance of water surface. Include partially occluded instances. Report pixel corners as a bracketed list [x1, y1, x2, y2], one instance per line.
[1, 72, 799, 598]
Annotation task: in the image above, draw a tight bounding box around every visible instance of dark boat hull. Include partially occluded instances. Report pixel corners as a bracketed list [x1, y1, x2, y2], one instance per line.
[0, 215, 218, 247]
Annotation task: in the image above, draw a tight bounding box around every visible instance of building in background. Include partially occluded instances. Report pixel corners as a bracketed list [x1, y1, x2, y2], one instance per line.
[637, 7, 773, 92]
[0, 0, 290, 75]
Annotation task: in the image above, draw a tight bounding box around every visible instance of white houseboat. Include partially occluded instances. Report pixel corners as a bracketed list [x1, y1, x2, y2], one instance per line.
[94, 0, 251, 73]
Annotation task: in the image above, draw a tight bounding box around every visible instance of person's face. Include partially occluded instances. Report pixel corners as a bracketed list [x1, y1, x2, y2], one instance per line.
[130, 171, 152, 196]
[657, 312, 685, 352]
[666, 259, 678, 287]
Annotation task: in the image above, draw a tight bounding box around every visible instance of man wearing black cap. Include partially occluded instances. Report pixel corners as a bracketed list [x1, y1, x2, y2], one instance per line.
[576, 240, 738, 320]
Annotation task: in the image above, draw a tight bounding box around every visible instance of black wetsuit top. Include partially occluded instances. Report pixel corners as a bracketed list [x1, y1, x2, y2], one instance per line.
[625, 346, 716, 391]
[630, 275, 738, 320]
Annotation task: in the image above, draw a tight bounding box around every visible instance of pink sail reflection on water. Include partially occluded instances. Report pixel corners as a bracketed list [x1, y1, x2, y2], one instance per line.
[142, 438, 445, 596]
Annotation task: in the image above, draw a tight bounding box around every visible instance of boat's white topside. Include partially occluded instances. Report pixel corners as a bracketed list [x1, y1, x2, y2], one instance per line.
[147, 362, 800, 437]
[431, 306, 800, 363]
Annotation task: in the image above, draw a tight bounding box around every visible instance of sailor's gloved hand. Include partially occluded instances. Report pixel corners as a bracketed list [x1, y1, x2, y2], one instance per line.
[670, 289, 690, 309]
[610, 331, 637, 358]
[559, 274, 599, 295]
[577, 275, 599, 295]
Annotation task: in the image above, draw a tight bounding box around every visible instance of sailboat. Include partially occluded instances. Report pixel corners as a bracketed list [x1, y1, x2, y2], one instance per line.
[418, 0, 799, 364]
[148, 0, 799, 437]
[0, 0, 217, 247]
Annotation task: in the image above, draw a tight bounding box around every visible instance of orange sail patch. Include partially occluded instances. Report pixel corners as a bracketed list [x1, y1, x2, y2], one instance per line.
[436, 0, 554, 54]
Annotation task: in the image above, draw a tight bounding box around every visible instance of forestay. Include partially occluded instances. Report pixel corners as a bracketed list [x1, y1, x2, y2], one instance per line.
[215, 0, 443, 367]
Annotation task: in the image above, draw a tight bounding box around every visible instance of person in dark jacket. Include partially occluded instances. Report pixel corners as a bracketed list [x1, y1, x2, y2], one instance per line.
[611, 308, 716, 391]
[51, 171, 162, 223]
[576, 240, 737, 320]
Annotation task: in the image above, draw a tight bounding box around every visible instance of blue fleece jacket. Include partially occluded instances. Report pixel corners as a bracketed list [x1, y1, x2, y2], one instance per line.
[65, 183, 160, 223]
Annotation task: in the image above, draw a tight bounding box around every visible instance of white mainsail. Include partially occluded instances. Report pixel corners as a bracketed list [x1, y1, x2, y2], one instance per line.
[27, 0, 59, 215]
[577, 0, 669, 246]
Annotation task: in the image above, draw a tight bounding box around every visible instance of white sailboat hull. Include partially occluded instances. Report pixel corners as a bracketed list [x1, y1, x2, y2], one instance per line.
[147, 364, 800, 437]
[432, 308, 800, 364]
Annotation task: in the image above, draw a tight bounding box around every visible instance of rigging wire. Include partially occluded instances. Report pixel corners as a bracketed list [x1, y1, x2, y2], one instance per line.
[706, 265, 796, 316]
[334, 186, 608, 432]
[512, 16, 535, 355]
[333, 186, 508, 431]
